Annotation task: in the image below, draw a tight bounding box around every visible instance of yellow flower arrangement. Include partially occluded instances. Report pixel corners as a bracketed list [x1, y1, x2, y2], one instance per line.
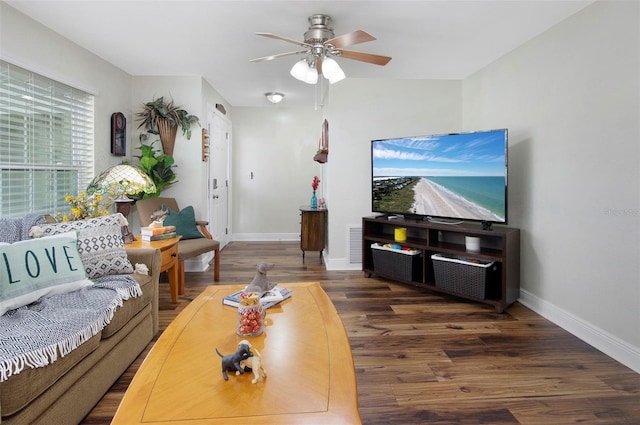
[54, 192, 114, 222]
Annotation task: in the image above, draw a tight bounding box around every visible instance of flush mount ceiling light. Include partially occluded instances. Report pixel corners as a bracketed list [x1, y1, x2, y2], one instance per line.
[251, 14, 391, 86]
[265, 92, 285, 104]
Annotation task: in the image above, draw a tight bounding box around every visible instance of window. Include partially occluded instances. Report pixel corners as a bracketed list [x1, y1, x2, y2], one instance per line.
[0, 60, 94, 218]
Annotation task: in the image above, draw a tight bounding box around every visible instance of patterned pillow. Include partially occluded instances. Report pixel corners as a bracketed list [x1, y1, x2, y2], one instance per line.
[0, 231, 93, 316]
[33, 214, 134, 279]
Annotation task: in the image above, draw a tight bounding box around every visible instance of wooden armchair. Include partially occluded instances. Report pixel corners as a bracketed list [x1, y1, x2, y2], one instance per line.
[136, 197, 220, 301]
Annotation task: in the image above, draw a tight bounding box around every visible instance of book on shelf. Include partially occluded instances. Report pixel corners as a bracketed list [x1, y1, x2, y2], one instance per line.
[141, 231, 177, 242]
[140, 225, 176, 236]
[222, 286, 292, 309]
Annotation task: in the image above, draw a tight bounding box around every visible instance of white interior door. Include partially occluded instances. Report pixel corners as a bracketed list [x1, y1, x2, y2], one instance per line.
[208, 107, 230, 248]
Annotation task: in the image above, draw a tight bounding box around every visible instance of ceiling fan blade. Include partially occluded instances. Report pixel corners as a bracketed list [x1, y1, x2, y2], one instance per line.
[256, 32, 311, 48]
[250, 50, 308, 63]
[338, 49, 392, 66]
[325, 30, 376, 49]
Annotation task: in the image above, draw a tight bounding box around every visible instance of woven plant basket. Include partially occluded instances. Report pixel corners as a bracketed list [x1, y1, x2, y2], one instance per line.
[157, 117, 178, 156]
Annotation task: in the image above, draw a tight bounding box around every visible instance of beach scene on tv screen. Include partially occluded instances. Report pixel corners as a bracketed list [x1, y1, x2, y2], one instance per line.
[372, 130, 507, 222]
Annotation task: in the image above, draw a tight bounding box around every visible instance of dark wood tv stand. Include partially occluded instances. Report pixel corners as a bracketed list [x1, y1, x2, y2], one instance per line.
[362, 215, 520, 312]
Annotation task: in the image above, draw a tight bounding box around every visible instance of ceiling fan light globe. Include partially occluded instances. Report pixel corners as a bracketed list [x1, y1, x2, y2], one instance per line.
[290, 60, 318, 84]
[305, 67, 319, 84]
[327, 72, 346, 84]
[322, 57, 346, 84]
[290, 60, 308, 80]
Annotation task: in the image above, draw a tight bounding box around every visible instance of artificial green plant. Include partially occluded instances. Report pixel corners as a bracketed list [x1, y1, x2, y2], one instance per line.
[135, 96, 200, 139]
[130, 135, 177, 199]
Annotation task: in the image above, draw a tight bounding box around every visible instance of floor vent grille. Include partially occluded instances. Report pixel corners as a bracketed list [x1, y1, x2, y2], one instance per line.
[347, 225, 362, 264]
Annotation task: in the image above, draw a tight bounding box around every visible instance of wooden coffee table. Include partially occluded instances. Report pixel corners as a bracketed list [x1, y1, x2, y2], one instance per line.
[127, 235, 181, 302]
[111, 282, 361, 424]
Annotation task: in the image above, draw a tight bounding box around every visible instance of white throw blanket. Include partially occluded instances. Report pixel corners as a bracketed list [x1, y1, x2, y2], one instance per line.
[0, 275, 141, 382]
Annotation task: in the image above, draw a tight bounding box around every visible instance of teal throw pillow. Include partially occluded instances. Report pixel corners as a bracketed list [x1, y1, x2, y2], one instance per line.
[162, 205, 204, 240]
[0, 231, 93, 316]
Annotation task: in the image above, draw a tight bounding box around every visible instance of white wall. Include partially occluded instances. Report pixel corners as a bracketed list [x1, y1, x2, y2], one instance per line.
[1, 3, 233, 231]
[128, 77, 231, 231]
[1, 2, 132, 169]
[230, 80, 461, 256]
[231, 106, 324, 239]
[463, 0, 640, 370]
[131, 76, 216, 226]
[325, 79, 462, 266]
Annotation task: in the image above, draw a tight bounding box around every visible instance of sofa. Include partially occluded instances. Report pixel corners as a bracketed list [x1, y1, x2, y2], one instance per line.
[0, 214, 162, 425]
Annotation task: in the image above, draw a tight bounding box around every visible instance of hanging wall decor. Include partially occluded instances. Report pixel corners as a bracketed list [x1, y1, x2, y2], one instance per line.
[111, 112, 126, 156]
[135, 96, 200, 156]
[313, 119, 329, 163]
[202, 128, 210, 162]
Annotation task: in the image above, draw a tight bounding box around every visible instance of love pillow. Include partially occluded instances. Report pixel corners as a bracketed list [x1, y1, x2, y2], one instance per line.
[0, 231, 93, 316]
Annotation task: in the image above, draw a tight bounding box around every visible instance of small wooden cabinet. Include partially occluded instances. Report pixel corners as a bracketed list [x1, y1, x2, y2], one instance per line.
[300, 207, 327, 262]
[363, 216, 520, 312]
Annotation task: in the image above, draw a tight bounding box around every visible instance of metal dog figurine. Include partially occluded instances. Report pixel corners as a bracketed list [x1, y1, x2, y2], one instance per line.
[215, 340, 253, 381]
[243, 262, 276, 297]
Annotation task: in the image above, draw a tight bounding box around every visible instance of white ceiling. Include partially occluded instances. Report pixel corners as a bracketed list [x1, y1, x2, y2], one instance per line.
[6, 0, 595, 107]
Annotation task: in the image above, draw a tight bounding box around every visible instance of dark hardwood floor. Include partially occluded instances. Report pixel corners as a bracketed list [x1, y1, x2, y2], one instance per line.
[82, 241, 640, 425]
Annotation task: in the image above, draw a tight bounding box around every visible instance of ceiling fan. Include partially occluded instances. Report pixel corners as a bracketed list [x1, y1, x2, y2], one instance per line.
[250, 14, 392, 84]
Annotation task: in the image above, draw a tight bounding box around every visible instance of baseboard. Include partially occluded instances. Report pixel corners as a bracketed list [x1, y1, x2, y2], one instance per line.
[518, 289, 640, 374]
[325, 256, 362, 271]
[232, 233, 299, 242]
[295, 251, 361, 271]
[183, 252, 214, 272]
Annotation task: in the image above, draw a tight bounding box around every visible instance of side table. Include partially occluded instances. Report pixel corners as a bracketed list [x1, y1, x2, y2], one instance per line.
[299, 206, 327, 262]
[128, 236, 182, 303]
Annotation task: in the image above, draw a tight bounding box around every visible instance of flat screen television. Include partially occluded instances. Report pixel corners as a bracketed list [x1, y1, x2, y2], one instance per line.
[371, 128, 508, 225]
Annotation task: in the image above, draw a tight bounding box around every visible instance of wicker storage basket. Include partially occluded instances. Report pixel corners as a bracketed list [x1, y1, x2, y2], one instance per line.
[371, 244, 422, 282]
[431, 253, 495, 299]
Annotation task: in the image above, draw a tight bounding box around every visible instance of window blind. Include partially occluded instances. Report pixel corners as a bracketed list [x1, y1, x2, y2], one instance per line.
[0, 60, 94, 218]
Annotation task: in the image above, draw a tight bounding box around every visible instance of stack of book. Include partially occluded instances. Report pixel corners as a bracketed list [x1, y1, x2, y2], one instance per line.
[140, 225, 177, 242]
[223, 286, 292, 309]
